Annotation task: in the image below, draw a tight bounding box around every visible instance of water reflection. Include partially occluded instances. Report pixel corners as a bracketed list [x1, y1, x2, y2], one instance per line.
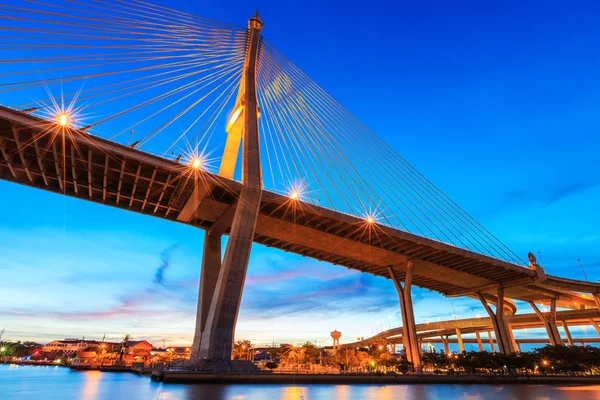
[2, 366, 600, 400]
[81, 370, 101, 399]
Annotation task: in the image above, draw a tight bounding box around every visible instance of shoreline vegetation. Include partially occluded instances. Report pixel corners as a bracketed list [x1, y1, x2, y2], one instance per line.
[5, 338, 600, 386]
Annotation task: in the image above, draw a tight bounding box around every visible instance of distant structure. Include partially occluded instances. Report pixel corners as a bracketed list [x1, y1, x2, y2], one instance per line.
[331, 330, 342, 352]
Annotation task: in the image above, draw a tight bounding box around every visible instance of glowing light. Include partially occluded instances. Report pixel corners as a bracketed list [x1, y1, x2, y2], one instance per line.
[378, 345, 383, 350]
[0, 347, 5, 352]
[226, 105, 244, 131]
[290, 190, 300, 200]
[542, 359, 550, 366]
[58, 113, 69, 127]
[191, 158, 202, 170]
[366, 216, 375, 224]
[55, 359, 61, 363]
[370, 361, 375, 366]
[186, 348, 190, 352]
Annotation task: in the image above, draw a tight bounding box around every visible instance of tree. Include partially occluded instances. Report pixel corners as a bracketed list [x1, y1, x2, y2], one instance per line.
[233, 340, 252, 360]
[280, 345, 303, 369]
[300, 342, 320, 365]
[0, 340, 42, 357]
[119, 334, 132, 361]
[265, 361, 278, 370]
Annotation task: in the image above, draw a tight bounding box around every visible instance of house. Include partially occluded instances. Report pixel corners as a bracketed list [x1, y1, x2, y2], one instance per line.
[117, 340, 154, 362]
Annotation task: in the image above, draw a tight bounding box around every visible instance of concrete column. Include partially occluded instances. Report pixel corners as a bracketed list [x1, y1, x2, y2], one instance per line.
[198, 13, 264, 361]
[478, 290, 515, 353]
[562, 321, 574, 346]
[495, 289, 516, 353]
[529, 300, 562, 346]
[388, 263, 421, 372]
[487, 330, 495, 352]
[455, 328, 465, 353]
[475, 330, 484, 352]
[191, 231, 222, 361]
[508, 325, 518, 353]
[441, 335, 450, 354]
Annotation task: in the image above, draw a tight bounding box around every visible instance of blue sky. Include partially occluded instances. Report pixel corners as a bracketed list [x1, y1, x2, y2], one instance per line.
[1, 0, 599, 351]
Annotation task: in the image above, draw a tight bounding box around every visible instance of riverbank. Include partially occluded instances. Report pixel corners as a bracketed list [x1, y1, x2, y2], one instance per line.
[156, 371, 600, 385]
[5, 364, 597, 400]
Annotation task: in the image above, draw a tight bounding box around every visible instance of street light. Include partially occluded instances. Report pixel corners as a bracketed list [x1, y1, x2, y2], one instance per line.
[191, 158, 202, 170]
[58, 113, 69, 127]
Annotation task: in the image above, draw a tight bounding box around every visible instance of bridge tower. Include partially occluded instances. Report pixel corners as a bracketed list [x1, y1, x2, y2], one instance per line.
[191, 12, 263, 362]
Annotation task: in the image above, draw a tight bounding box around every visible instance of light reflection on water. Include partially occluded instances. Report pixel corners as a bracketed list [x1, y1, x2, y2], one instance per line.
[2, 365, 600, 400]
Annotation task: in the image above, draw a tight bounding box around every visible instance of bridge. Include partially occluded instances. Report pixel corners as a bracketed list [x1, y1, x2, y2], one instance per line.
[343, 308, 600, 354]
[0, 0, 599, 371]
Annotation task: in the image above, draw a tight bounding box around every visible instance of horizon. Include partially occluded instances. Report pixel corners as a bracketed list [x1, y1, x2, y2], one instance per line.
[1, 0, 599, 354]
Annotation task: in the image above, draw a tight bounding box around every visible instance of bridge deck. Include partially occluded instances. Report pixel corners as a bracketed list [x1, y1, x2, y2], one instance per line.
[0, 105, 597, 308]
[343, 308, 600, 347]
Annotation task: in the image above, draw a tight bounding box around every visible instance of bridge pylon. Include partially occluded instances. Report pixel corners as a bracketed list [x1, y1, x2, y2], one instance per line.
[192, 12, 263, 362]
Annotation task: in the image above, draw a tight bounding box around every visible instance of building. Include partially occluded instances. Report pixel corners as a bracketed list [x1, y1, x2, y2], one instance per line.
[121, 340, 153, 361]
[42, 339, 116, 357]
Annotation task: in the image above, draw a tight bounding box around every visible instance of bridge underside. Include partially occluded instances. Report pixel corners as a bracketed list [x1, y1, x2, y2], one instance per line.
[1, 105, 599, 308]
[3, 106, 600, 362]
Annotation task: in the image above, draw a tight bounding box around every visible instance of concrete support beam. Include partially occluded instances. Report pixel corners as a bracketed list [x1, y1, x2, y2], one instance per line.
[197, 14, 263, 361]
[508, 324, 518, 352]
[191, 231, 222, 361]
[177, 182, 211, 223]
[478, 289, 515, 353]
[562, 321, 574, 346]
[388, 263, 421, 371]
[592, 294, 600, 310]
[441, 335, 450, 354]
[455, 328, 465, 353]
[475, 330, 484, 352]
[529, 299, 562, 346]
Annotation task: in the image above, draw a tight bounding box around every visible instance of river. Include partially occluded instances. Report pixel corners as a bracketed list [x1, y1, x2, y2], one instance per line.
[2, 364, 600, 399]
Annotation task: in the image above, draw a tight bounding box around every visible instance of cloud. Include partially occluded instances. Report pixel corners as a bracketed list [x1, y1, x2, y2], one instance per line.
[245, 265, 355, 285]
[503, 180, 598, 208]
[154, 244, 179, 286]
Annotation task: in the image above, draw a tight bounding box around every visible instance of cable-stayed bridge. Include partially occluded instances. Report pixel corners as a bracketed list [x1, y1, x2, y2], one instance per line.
[0, 1, 598, 370]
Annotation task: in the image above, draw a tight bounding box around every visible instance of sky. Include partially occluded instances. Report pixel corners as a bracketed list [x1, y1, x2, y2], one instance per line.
[1, 0, 600, 352]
